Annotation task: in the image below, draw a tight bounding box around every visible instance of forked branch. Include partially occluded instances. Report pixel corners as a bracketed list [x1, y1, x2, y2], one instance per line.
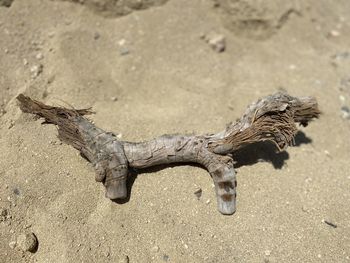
[17, 92, 320, 215]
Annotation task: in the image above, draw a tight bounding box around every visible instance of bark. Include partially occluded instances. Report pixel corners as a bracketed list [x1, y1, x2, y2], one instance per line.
[17, 92, 320, 215]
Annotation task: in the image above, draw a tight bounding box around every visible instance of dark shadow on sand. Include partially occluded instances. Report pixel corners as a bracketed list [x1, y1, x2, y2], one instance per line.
[233, 130, 312, 169]
[113, 130, 312, 202]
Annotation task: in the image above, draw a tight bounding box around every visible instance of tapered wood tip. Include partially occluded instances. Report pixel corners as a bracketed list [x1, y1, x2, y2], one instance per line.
[16, 93, 94, 124]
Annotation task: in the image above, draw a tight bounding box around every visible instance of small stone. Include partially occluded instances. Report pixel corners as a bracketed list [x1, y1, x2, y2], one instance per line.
[35, 53, 43, 60]
[163, 254, 169, 261]
[329, 30, 340, 37]
[184, 244, 188, 249]
[17, 232, 38, 252]
[116, 133, 122, 139]
[23, 224, 32, 229]
[47, 75, 55, 84]
[7, 120, 14, 129]
[118, 39, 126, 46]
[204, 33, 226, 52]
[151, 245, 159, 253]
[30, 64, 43, 79]
[119, 47, 130, 56]
[111, 96, 118, 101]
[94, 32, 100, 40]
[119, 255, 129, 263]
[265, 250, 271, 256]
[9, 241, 16, 249]
[23, 58, 28, 66]
[341, 106, 350, 119]
[206, 199, 211, 204]
[194, 187, 202, 199]
[339, 95, 346, 102]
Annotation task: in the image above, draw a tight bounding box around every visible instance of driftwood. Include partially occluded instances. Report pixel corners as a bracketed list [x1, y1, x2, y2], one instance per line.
[17, 92, 320, 215]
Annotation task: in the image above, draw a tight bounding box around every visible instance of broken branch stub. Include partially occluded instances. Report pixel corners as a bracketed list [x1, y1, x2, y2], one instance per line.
[17, 92, 320, 215]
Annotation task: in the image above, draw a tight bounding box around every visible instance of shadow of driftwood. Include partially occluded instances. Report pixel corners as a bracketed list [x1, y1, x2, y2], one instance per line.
[234, 130, 312, 169]
[112, 163, 204, 204]
[294, 130, 312, 146]
[113, 130, 312, 202]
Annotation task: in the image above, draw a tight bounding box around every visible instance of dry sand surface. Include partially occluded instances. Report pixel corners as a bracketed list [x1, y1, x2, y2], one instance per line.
[1, 0, 350, 262]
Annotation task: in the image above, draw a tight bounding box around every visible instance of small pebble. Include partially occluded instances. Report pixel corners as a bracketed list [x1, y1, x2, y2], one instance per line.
[118, 39, 126, 46]
[265, 250, 271, 256]
[194, 187, 202, 199]
[30, 64, 43, 79]
[94, 32, 100, 40]
[23, 224, 32, 229]
[111, 96, 118, 101]
[119, 47, 130, 56]
[151, 245, 159, 253]
[7, 120, 14, 129]
[13, 188, 20, 196]
[17, 232, 38, 252]
[23, 58, 28, 66]
[301, 206, 308, 212]
[35, 53, 43, 60]
[9, 241, 16, 249]
[329, 30, 340, 37]
[341, 106, 350, 119]
[47, 31, 55, 38]
[206, 199, 211, 204]
[47, 75, 55, 84]
[203, 33, 226, 52]
[163, 254, 169, 261]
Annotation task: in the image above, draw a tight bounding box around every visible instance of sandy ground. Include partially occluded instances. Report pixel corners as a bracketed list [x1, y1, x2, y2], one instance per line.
[1, 0, 350, 262]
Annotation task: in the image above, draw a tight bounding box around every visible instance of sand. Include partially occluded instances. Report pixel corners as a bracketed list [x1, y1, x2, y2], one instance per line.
[1, 0, 350, 262]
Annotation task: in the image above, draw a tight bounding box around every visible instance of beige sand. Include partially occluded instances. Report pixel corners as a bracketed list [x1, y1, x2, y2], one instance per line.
[1, 0, 350, 262]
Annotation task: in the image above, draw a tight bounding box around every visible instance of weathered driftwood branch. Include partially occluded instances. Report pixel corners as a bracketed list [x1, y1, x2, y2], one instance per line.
[17, 92, 320, 215]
